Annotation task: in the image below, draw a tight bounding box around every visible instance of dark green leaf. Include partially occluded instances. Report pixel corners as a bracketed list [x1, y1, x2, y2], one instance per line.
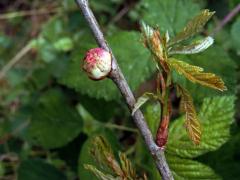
[27, 89, 83, 149]
[138, 0, 200, 35]
[167, 155, 220, 180]
[18, 159, 66, 180]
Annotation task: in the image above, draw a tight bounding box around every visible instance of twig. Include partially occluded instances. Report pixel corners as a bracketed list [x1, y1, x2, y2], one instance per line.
[75, 1, 173, 179]
[212, 3, 240, 35]
[110, 5, 130, 24]
[0, 42, 32, 80]
[104, 123, 138, 133]
[0, 8, 59, 20]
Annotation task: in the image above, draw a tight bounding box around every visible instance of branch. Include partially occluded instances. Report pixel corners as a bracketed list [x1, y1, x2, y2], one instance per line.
[0, 42, 32, 80]
[212, 3, 240, 35]
[75, 0, 173, 179]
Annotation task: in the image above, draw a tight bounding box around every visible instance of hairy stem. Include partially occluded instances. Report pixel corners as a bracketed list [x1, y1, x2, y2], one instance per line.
[75, 0, 173, 179]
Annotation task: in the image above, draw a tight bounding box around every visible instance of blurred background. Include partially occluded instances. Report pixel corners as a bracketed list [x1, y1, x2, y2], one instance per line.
[0, 0, 240, 179]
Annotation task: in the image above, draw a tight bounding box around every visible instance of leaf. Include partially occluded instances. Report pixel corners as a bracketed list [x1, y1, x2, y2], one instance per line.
[171, 45, 237, 102]
[199, 127, 240, 180]
[84, 164, 118, 180]
[91, 136, 123, 176]
[177, 85, 201, 144]
[84, 165, 116, 180]
[167, 155, 220, 180]
[132, 92, 157, 115]
[78, 131, 120, 180]
[60, 31, 154, 101]
[119, 153, 136, 179]
[27, 89, 83, 149]
[231, 17, 240, 53]
[167, 96, 235, 158]
[18, 159, 67, 180]
[170, 10, 215, 45]
[141, 22, 164, 58]
[80, 135, 140, 180]
[169, 58, 226, 91]
[141, 22, 169, 71]
[169, 36, 214, 55]
[137, 0, 200, 36]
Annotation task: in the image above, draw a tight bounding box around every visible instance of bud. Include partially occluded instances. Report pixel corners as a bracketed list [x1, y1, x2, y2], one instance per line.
[83, 48, 112, 80]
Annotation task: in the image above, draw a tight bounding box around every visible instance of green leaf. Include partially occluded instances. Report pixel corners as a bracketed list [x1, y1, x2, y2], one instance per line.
[18, 159, 66, 180]
[167, 96, 235, 158]
[167, 155, 220, 180]
[60, 31, 154, 101]
[172, 45, 237, 102]
[138, 0, 200, 35]
[169, 36, 214, 55]
[132, 92, 157, 115]
[170, 9, 215, 45]
[27, 89, 83, 149]
[169, 58, 226, 91]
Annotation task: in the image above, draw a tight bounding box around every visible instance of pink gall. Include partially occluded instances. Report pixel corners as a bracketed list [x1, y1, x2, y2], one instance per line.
[83, 48, 112, 80]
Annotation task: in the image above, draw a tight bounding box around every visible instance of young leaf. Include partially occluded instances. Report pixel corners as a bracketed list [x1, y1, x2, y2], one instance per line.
[171, 45, 236, 102]
[177, 85, 201, 144]
[132, 92, 158, 115]
[84, 165, 116, 180]
[83, 136, 145, 180]
[170, 9, 215, 45]
[169, 58, 227, 91]
[92, 136, 123, 176]
[169, 36, 214, 55]
[167, 96, 235, 158]
[119, 153, 137, 179]
[141, 22, 169, 72]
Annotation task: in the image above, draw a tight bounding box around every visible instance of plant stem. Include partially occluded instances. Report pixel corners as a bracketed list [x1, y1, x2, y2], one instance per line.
[212, 3, 240, 35]
[0, 42, 32, 80]
[104, 123, 138, 133]
[75, 0, 173, 179]
[156, 72, 171, 148]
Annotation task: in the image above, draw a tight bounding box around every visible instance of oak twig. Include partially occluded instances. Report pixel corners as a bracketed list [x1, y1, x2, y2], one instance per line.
[75, 0, 173, 179]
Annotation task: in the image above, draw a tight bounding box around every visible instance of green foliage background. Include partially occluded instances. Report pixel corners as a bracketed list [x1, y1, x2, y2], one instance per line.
[0, 0, 239, 179]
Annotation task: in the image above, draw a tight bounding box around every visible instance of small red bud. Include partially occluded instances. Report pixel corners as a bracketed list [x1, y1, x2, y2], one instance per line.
[83, 48, 112, 80]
